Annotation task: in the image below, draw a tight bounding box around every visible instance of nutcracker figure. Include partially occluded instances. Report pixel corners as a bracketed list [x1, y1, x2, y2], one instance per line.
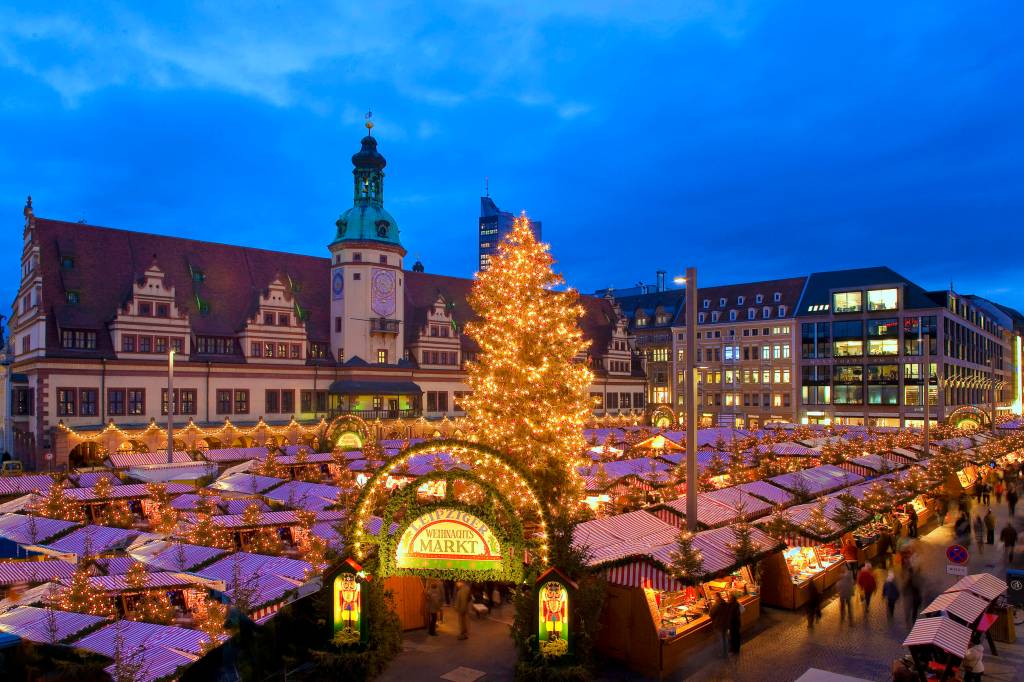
[541, 581, 567, 641]
[338, 573, 360, 631]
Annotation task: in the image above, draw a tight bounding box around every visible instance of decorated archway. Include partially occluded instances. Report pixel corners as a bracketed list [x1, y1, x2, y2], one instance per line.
[649, 405, 676, 429]
[325, 415, 370, 451]
[351, 439, 552, 582]
[947, 405, 990, 429]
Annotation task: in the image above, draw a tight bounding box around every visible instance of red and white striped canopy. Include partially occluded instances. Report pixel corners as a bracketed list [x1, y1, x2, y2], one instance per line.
[903, 615, 972, 658]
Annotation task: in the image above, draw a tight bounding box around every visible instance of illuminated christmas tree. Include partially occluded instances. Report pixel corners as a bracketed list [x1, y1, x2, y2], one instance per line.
[761, 506, 796, 541]
[258, 450, 285, 478]
[729, 518, 758, 566]
[860, 481, 891, 516]
[192, 595, 228, 646]
[186, 508, 232, 550]
[92, 475, 115, 500]
[460, 214, 593, 503]
[54, 563, 113, 617]
[805, 498, 834, 540]
[33, 482, 84, 522]
[670, 529, 705, 585]
[103, 500, 135, 529]
[242, 503, 284, 555]
[832, 493, 863, 531]
[123, 560, 174, 624]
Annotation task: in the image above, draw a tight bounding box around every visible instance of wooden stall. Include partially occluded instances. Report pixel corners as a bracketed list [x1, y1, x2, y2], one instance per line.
[758, 543, 845, 610]
[384, 575, 427, 631]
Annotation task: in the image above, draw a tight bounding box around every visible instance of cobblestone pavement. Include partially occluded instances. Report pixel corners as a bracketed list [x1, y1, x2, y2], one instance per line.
[382, 488, 1024, 681]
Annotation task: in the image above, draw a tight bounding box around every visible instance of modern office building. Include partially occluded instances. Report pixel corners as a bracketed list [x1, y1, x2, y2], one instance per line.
[478, 196, 541, 272]
[3, 126, 642, 470]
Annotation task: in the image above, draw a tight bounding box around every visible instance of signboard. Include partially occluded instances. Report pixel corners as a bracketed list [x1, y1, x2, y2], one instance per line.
[534, 567, 576, 660]
[335, 431, 363, 450]
[332, 558, 369, 644]
[396, 509, 502, 572]
[946, 564, 968, 577]
[1007, 568, 1024, 607]
[946, 544, 969, 565]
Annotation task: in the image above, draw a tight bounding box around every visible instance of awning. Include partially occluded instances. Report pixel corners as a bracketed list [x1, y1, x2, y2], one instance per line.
[327, 380, 422, 395]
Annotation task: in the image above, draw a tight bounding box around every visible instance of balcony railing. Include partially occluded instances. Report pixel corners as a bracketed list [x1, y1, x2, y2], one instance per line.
[328, 408, 421, 420]
[370, 318, 401, 334]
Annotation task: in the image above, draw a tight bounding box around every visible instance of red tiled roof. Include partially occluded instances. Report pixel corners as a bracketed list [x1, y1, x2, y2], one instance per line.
[31, 218, 628, 363]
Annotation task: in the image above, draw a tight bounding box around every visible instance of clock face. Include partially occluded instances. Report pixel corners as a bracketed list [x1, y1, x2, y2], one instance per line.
[371, 268, 397, 317]
[332, 269, 344, 300]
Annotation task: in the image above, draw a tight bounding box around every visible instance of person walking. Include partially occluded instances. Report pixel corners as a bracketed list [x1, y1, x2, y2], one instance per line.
[955, 511, 971, 546]
[902, 567, 921, 628]
[711, 594, 730, 656]
[806, 581, 822, 628]
[454, 580, 471, 640]
[907, 505, 919, 538]
[995, 480, 1005, 505]
[972, 513, 986, 553]
[982, 481, 991, 506]
[984, 508, 996, 545]
[1001, 522, 1018, 563]
[857, 562, 877, 615]
[1008, 486, 1019, 518]
[426, 580, 443, 636]
[842, 536, 859, 577]
[882, 571, 900, 620]
[837, 569, 855, 625]
[727, 593, 742, 654]
[962, 633, 985, 682]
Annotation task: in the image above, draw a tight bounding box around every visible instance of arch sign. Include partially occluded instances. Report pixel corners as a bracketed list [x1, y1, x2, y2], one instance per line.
[336, 430, 363, 450]
[396, 508, 502, 572]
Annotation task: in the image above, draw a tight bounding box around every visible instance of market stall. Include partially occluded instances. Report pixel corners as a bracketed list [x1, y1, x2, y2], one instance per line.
[579, 514, 779, 678]
[757, 498, 865, 609]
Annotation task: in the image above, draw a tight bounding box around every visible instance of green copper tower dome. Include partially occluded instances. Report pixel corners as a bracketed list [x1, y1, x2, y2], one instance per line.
[331, 114, 403, 250]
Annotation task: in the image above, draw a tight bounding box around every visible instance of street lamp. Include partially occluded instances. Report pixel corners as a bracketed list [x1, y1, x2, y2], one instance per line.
[674, 267, 698, 532]
[167, 349, 175, 464]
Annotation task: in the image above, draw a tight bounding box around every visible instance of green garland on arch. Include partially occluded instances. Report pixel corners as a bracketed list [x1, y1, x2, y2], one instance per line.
[364, 468, 530, 584]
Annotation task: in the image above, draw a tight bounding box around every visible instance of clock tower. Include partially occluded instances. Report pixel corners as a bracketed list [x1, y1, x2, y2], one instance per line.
[329, 114, 406, 365]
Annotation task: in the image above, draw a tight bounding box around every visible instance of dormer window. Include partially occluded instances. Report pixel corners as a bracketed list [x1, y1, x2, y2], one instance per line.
[263, 312, 275, 325]
[66, 290, 80, 305]
[711, 311, 720, 322]
[61, 256, 74, 269]
[656, 313, 670, 325]
[773, 292, 782, 302]
[190, 267, 205, 283]
[756, 294, 763, 304]
[635, 316, 648, 327]
[278, 313, 290, 326]
[729, 310, 737, 321]
[737, 296, 745, 305]
[748, 308, 756, 320]
[703, 299, 710, 309]
[719, 298, 726, 307]
[778, 305, 787, 317]
[698, 312, 706, 324]
[138, 301, 151, 316]
[763, 307, 771, 318]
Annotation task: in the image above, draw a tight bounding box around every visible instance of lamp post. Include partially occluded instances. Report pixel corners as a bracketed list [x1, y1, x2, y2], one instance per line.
[167, 349, 175, 464]
[674, 267, 698, 532]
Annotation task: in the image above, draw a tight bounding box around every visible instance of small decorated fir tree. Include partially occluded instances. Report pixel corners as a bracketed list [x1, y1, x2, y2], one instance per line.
[670, 528, 706, 585]
[832, 493, 863, 531]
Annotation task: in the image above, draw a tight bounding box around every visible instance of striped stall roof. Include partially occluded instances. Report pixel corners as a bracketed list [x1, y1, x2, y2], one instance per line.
[200, 447, 268, 463]
[737, 481, 795, 506]
[194, 551, 312, 583]
[38, 525, 148, 556]
[130, 540, 228, 572]
[946, 573, 1007, 601]
[574, 511, 677, 552]
[0, 605, 108, 642]
[77, 571, 195, 594]
[770, 465, 863, 496]
[209, 472, 286, 494]
[700, 487, 773, 519]
[921, 591, 990, 625]
[106, 451, 193, 468]
[838, 479, 903, 504]
[602, 560, 681, 591]
[276, 452, 334, 466]
[363, 515, 398, 537]
[104, 649, 196, 682]
[74, 619, 219, 657]
[889, 448, 922, 462]
[220, 498, 270, 515]
[903, 614, 972, 658]
[390, 453, 469, 477]
[264, 481, 342, 511]
[63, 482, 193, 503]
[0, 559, 76, 585]
[93, 557, 137, 576]
[281, 445, 322, 456]
[652, 495, 742, 529]
[310, 522, 345, 552]
[0, 513, 80, 545]
[207, 509, 342, 529]
[0, 475, 63, 497]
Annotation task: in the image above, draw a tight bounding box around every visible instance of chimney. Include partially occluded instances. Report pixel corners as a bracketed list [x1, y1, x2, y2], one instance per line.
[656, 270, 666, 293]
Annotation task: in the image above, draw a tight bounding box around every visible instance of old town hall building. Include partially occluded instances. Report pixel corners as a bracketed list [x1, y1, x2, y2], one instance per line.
[5, 125, 645, 468]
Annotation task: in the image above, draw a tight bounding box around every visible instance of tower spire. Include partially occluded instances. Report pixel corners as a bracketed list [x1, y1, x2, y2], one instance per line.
[364, 109, 374, 136]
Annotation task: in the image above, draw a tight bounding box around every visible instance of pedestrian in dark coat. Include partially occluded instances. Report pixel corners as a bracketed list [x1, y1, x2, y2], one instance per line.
[1008, 487, 1019, 517]
[907, 506, 919, 537]
[710, 595, 730, 656]
[728, 593, 742, 654]
[882, 571, 900, 620]
[806, 581, 822, 628]
[985, 508, 996, 545]
[1001, 522, 1018, 563]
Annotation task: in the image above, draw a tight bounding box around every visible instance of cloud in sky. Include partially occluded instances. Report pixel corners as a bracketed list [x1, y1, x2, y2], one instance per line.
[0, 1, 1021, 311]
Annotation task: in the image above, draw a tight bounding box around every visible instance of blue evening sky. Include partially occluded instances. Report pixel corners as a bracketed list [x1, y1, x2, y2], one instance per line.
[1, 2, 1021, 311]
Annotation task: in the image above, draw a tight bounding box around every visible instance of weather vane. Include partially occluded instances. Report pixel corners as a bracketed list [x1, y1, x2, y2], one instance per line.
[365, 109, 374, 135]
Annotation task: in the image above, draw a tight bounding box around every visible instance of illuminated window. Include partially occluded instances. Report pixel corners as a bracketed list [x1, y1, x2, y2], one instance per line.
[377, 349, 388, 364]
[867, 339, 899, 355]
[866, 288, 898, 311]
[834, 340, 864, 357]
[833, 291, 863, 313]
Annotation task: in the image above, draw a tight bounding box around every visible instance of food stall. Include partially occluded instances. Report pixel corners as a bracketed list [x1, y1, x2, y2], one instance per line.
[757, 498, 862, 609]
[579, 513, 780, 678]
